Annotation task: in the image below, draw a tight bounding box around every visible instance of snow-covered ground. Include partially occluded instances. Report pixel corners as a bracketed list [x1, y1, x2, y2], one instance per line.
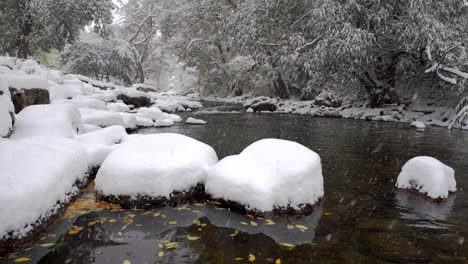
[396, 156, 456, 199]
[206, 139, 324, 212]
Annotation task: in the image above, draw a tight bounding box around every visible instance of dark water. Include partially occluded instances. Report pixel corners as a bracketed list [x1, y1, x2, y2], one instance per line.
[2, 113, 468, 264]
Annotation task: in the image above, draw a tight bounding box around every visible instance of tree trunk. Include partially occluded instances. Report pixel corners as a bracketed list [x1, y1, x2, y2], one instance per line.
[273, 71, 289, 99]
[16, 1, 33, 59]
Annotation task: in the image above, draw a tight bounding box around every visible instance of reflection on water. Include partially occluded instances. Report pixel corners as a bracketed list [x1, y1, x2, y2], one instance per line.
[396, 191, 455, 229]
[2, 113, 468, 264]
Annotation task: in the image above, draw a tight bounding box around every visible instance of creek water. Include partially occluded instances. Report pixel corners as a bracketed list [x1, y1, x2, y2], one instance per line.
[1, 113, 468, 263]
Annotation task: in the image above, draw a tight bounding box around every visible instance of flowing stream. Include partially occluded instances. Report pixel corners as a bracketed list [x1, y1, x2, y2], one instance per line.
[2, 113, 468, 263]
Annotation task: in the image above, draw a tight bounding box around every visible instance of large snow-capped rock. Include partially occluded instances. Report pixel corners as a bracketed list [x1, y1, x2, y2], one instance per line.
[76, 125, 128, 169]
[0, 138, 88, 240]
[11, 103, 82, 140]
[206, 139, 324, 212]
[95, 134, 218, 199]
[79, 108, 125, 128]
[396, 156, 456, 199]
[53, 98, 107, 110]
[0, 77, 15, 138]
[1, 74, 50, 113]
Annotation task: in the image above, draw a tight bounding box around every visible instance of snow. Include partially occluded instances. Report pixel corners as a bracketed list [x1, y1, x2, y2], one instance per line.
[136, 116, 154, 128]
[186, 117, 207, 125]
[76, 126, 128, 168]
[396, 157, 456, 199]
[411, 121, 427, 129]
[120, 113, 138, 130]
[0, 77, 14, 137]
[0, 138, 88, 239]
[53, 98, 107, 110]
[80, 108, 125, 128]
[95, 134, 218, 198]
[49, 80, 85, 100]
[11, 104, 82, 140]
[154, 119, 174, 127]
[107, 102, 131, 112]
[80, 124, 102, 134]
[1, 74, 49, 91]
[206, 139, 324, 212]
[137, 107, 181, 124]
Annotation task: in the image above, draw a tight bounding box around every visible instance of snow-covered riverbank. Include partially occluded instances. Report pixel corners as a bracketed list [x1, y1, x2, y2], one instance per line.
[201, 93, 467, 130]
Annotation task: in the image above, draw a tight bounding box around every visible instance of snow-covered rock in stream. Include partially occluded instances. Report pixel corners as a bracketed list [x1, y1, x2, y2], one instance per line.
[396, 157, 456, 200]
[53, 98, 107, 110]
[79, 108, 125, 128]
[95, 134, 218, 200]
[206, 139, 324, 212]
[49, 79, 84, 101]
[107, 102, 131, 112]
[2, 74, 50, 113]
[136, 116, 154, 128]
[76, 126, 128, 169]
[11, 104, 82, 140]
[0, 78, 15, 138]
[154, 119, 174, 127]
[186, 117, 207, 125]
[0, 138, 88, 240]
[137, 107, 182, 125]
[410, 121, 426, 129]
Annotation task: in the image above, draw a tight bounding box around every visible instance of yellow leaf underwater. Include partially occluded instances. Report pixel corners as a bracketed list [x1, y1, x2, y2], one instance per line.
[158, 251, 164, 257]
[250, 221, 258, 227]
[248, 253, 256, 262]
[280, 243, 295, 248]
[123, 260, 131, 264]
[295, 224, 308, 231]
[187, 235, 200, 241]
[39, 243, 55, 248]
[265, 220, 276, 225]
[276, 259, 282, 264]
[68, 226, 84, 235]
[14, 257, 31, 262]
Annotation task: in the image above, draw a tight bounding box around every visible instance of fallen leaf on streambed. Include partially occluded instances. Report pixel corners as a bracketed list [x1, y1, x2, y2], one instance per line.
[276, 259, 282, 264]
[68, 226, 84, 235]
[250, 221, 258, 227]
[265, 220, 276, 225]
[158, 251, 164, 257]
[295, 224, 308, 231]
[229, 230, 239, 237]
[280, 243, 295, 248]
[248, 253, 256, 262]
[240, 222, 248, 226]
[123, 260, 131, 264]
[235, 257, 244, 261]
[39, 243, 55, 248]
[109, 219, 117, 223]
[95, 251, 103, 255]
[168, 221, 177, 225]
[14, 257, 31, 262]
[165, 242, 178, 249]
[187, 235, 200, 241]
[194, 203, 205, 207]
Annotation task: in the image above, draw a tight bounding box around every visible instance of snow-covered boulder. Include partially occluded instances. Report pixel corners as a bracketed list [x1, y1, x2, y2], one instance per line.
[95, 134, 218, 201]
[107, 102, 131, 112]
[0, 77, 15, 138]
[137, 107, 181, 124]
[53, 98, 107, 110]
[411, 121, 426, 129]
[186, 117, 207, 125]
[206, 139, 324, 212]
[114, 88, 152, 108]
[11, 104, 81, 140]
[0, 139, 88, 240]
[136, 116, 154, 128]
[2, 74, 50, 113]
[154, 119, 174, 127]
[49, 79, 84, 101]
[76, 126, 128, 169]
[120, 113, 138, 130]
[396, 157, 456, 200]
[80, 108, 125, 128]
